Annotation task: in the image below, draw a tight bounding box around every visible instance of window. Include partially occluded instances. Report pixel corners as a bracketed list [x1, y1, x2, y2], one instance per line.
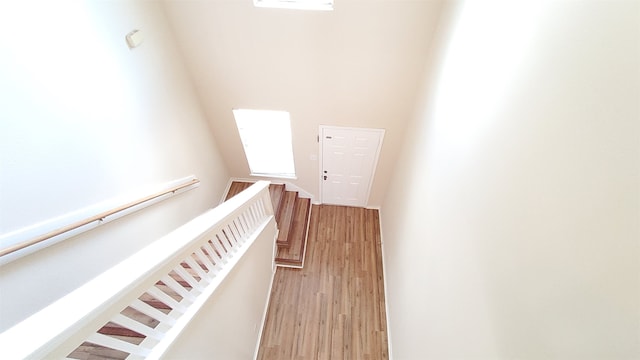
[233, 109, 296, 179]
[253, 0, 333, 11]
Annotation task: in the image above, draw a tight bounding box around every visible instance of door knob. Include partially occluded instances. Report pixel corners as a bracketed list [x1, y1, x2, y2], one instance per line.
[323, 175, 327, 180]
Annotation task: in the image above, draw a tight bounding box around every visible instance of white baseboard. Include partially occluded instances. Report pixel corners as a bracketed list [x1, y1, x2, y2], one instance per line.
[376, 209, 393, 359]
[281, 182, 313, 201]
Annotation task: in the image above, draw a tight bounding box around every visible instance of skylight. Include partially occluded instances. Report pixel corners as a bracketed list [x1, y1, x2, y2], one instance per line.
[233, 109, 297, 179]
[253, 0, 334, 11]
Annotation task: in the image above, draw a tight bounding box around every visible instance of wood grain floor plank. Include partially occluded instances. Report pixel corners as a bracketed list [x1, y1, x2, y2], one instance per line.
[257, 205, 389, 360]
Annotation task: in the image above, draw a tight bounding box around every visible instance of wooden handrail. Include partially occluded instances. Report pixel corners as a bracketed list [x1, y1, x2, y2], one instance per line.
[0, 178, 200, 258]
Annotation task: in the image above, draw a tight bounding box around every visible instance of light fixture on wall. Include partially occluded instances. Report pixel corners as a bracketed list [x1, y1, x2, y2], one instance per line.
[253, 0, 333, 11]
[125, 29, 143, 49]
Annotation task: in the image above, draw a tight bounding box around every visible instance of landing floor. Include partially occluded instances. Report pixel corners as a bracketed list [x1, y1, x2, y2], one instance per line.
[257, 205, 389, 360]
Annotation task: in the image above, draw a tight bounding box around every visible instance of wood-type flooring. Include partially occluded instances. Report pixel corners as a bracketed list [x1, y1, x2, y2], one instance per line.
[257, 205, 389, 360]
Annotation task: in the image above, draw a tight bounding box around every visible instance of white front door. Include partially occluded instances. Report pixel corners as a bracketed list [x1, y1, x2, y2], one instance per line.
[320, 126, 385, 207]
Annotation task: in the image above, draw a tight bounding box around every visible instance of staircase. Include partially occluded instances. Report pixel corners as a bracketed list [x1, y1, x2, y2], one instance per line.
[224, 181, 311, 268]
[5, 182, 278, 360]
[71, 181, 309, 359]
[69, 281, 181, 359]
[68, 181, 311, 360]
[69, 234, 263, 359]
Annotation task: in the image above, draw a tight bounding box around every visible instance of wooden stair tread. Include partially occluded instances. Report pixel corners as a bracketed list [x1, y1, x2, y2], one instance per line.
[224, 181, 252, 201]
[276, 191, 297, 247]
[275, 198, 311, 267]
[98, 323, 145, 339]
[226, 181, 285, 215]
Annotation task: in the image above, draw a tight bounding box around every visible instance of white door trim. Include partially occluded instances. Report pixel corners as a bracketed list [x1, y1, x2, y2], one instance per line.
[318, 125, 385, 207]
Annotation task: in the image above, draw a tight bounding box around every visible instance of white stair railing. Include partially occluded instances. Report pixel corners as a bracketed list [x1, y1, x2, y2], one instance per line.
[0, 181, 276, 360]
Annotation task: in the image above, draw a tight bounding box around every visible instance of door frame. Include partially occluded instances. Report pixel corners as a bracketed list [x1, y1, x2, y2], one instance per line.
[318, 125, 385, 207]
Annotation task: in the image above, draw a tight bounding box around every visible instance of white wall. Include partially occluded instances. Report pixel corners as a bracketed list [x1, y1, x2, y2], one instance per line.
[0, 1, 228, 331]
[163, 219, 276, 360]
[381, 0, 640, 359]
[162, 0, 444, 207]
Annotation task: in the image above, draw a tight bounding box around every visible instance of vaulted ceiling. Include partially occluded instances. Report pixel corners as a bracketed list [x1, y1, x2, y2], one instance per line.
[163, 0, 444, 205]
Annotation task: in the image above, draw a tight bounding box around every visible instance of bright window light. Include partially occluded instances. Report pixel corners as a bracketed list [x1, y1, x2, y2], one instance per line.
[254, 0, 334, 11]
[233, 109, 296, 179]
